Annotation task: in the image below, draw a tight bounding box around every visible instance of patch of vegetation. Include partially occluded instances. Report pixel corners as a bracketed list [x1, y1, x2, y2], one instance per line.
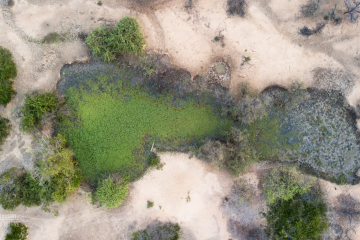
[0, 116, 11, 149]
[0, 168, 23, 210]
[301, 0, 319, 17]
[262, 191, 328, 240]
[263, 167, 313, 205]
[131, 221, 181, 240]
[0, 46, 17, 106]
[59, 73, 231, 181]
[344, 0, 360, 23]
[20, 173, 43, 207]
[20, 92, 58, 132]
[147, 200, 154, 208]
[86, 17, 145, 62]
[96, 176, 128, 209]
[97, 1, 102, 6]
[227, 0, 247, 17]
[299, 22, 326, 36]
[194, 139, 225, 169]
[225, 127, 258, 175]
[5, 222, 28, 240]
[262, 167, 328, 239]
[41, 32, 64, 44]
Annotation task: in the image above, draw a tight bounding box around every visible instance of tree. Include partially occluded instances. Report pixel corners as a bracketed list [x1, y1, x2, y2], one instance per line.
[0, 46, 17, 106]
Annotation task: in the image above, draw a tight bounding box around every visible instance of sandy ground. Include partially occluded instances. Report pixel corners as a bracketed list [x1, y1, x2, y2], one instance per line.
[0, 153, 233, 240]
[1, 0, 360, 239]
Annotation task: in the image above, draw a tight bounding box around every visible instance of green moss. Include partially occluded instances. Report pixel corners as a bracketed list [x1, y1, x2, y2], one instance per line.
[0, 46, 17, 106]
[59, 75, 231, 181]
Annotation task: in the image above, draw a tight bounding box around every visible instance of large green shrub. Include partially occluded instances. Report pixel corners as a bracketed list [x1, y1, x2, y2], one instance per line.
[0, 116, 11, 148]
[20, 92, 58, 131]
[96, 176, 128, 209]
[263, 167, 313, 205]
[20, 173, 43, 207]
[5, 222, 28, 240]
[262, 191, 328, 240]
[86, 17, 145, 62]
[0, 46, 17, 106]
[131, 221, 181, 240]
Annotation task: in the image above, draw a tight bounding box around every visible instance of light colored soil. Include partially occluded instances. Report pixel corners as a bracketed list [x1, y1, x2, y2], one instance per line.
[1, 0, 360, 239]
[0, 153, 233, 240]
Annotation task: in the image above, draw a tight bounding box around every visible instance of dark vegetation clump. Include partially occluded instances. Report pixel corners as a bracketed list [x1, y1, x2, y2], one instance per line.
[0, 116, 11, 149]
[262, 167, 328, 240]
[227, 0, 247, 17]
[0, 46, 17, 106]
[5, 222, 28, 240]
[344, 0, 360, 23]
[97, 1, 102, 6]
[86, 17, 145, 62]
[131, 221, 181, 240]
[20, 92, 59, 132]
[299, 22, 326, 36]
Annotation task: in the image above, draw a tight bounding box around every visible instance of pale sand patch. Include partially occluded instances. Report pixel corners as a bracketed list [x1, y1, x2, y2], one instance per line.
[0, 154, 233, 240]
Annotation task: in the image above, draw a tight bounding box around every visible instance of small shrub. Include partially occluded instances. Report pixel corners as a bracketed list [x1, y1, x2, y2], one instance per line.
[0, 46, 17, 106]
[225, 127, 258, 175]
[20, 92, 58, 131]
[147, 200, 154, 208]
[96, 176, 128, 209]
[227, 0, 247, 17]
[195, 140, 225, 168]
[299, 22, 326, 36]
[86, 17, 145, 62]
[262, 167, 313, 205]
[97, 1, 102, 6]
[131, 221, 181, 240]
[0, 168, 23, 210]
[0, 116, 11, 148]
[148, 152, 160, 166]
[5, 222, 28, 240]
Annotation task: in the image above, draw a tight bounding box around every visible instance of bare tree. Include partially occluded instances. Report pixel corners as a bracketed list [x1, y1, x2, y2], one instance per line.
[344, 0, 360, 22]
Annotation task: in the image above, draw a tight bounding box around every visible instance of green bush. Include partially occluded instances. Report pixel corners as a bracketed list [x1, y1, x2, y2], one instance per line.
[225, 127, 258, 175]
[20, 92, 58, 131]
[131, 221, 181, 240]
[86, 17, 145, 62]
[0, 168, 23, 210]
[0, 116, 11, 148]
[263, 167, 313, 205]
[0, 46, 17, 106]
[33, 134, 81, 203]
[148, 152, 160, 167]
[20, 173, 43, 207]
[96, 176, 128, 209]
[5, 222, 28, 240]
[262, 191, 328, 240]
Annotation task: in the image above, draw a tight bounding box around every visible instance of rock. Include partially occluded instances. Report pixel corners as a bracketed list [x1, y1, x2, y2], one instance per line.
[356, 168, 360, 178]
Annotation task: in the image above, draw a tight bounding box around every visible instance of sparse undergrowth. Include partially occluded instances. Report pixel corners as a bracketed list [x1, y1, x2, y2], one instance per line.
[5, 222, 28, 240]
[227, 0, 247, 17]
[86, 17, 145, 62]
[131, 221, 181, 240]
[0, 46, 17, 106]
